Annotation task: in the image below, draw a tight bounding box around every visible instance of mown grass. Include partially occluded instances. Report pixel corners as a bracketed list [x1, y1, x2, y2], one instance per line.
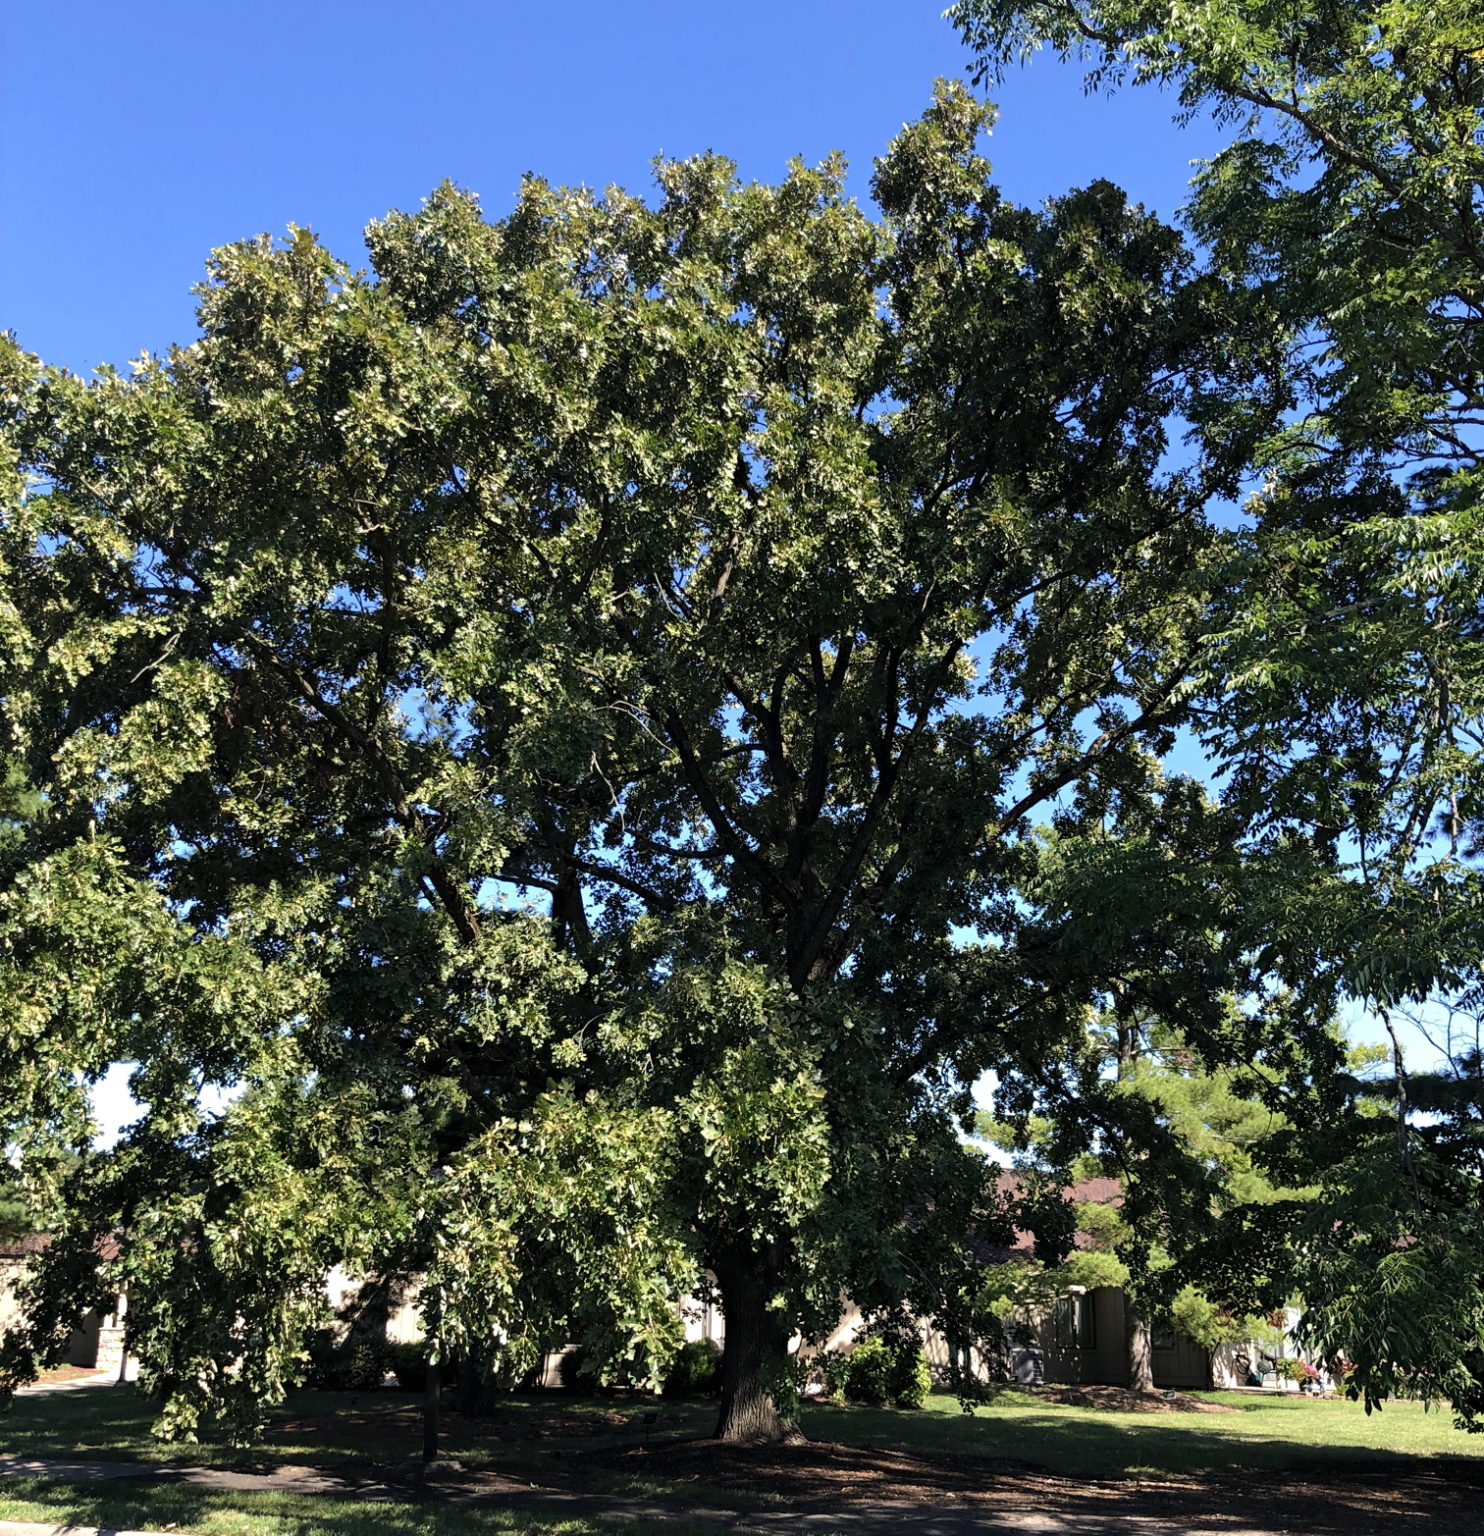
[0, 1476, 733, 1536]
[0, 1387, 714, 1473]
[807, 1388, 1484, 1478]
[4, 1382, 1483, 1501]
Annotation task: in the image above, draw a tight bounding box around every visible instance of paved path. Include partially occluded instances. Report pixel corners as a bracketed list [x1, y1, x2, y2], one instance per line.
[1, 1524, 171, 1536]
[10, 1371, 119, 1397]
[0, 1456, 382, 1494]
[0, 1455, 1299, 1536]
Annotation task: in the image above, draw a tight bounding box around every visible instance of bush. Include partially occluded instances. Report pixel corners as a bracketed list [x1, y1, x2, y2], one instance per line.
[662, 1339, 722, 1397]
[302, 1327, 390, 1391]
[450, 1353, 509, 1416]
[819, 1349, 853, 1402]
[842, 1336, 895, 1405]
[833, 1334, 932, 1408]
[558, 1345, 602, 1394]
[888, 1343, 932, 1409]
[388, 1341, 428, 1393]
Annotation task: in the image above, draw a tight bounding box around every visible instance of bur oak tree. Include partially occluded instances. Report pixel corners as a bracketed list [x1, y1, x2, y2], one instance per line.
[2, 85, 1281, 1441]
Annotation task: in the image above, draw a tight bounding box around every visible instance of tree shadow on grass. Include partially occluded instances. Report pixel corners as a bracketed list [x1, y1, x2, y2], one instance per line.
[800, 1396, 1484, 1480]
[5, 1389, 161, 1461]
[4, 1387, 709, 1474]
[0, 1474, 722, 1536]
[11, 1389, 1484, 1536]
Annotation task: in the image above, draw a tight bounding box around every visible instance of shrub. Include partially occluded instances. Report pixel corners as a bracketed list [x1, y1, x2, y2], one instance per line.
[888, 1343, 932, 1409]
[302, 1327, 390, 1391]
[833, 1334, 931, 1408]
[819, 1349, 853, 1402]
[842, 1336, 895, 1405]
[662, 1339, 722, 1397]
[450, 1353, 508, 1416]
[388, 1341, 428, 1393]
[558, 1345, 602, 1394]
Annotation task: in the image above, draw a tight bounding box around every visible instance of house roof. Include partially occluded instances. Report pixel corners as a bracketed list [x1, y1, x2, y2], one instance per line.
[993, 1169, 1122, 1207]
[967, 1171, 1123, 1266]
[0, 1233, 121, 1261]
[1065, 1176, 1123, 1207]
[0, 1234, 50, 1259]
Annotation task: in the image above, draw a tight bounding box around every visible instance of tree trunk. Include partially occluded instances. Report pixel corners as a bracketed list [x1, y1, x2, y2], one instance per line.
[713, 1261, 803, 1444]
[1125, 1309, 1155, 1394]
[422, 1359, 441, 1463]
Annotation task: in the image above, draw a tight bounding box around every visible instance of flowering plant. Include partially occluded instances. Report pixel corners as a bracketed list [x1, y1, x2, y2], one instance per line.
[1274, 1356, 1320, 1384]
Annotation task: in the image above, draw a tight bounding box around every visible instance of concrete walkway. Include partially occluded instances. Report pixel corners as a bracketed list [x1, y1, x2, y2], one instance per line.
[0, 1455, 1302, 1536]
[10, 1371, 120, 1398]
[1, 1524, 171, 1536]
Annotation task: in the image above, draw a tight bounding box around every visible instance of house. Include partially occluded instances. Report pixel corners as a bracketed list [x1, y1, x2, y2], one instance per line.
[3, 1168, 1283, 1397]
[822, 1174, 1231, 1393]
[999, 1282, 1215, 1390]
[977, 1173, 1218, 1391]
[315, 1167, 1239, 1394]
[0, 1234, 129, 1378]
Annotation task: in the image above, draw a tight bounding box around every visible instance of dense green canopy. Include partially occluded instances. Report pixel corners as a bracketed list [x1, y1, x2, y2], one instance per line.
[0, 82, 1344, 1441]
[954, 0, 1484, 1424]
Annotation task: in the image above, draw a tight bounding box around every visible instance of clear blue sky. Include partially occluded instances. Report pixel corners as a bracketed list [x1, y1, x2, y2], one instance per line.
[16, 3, 1417, 1134]
[3, 1, 1219, 377]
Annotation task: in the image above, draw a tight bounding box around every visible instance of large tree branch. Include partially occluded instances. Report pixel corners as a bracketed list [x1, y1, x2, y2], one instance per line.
[661, 707, 792, 906]
[995, 664, 1193, 838]
[243, 638, 482, 946]
[790, 635, 968, 989]
[567, 854, 677, 911]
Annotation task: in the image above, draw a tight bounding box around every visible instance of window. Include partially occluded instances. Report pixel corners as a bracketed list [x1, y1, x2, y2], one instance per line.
[1076, 1292, 1097, 1349]
[1052, 1297, 1075, 1349]
[1051, 1293, 1097, 1350]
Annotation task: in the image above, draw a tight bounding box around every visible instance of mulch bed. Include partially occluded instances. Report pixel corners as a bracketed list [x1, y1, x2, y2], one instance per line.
[1030, 1383, 1239, 1413]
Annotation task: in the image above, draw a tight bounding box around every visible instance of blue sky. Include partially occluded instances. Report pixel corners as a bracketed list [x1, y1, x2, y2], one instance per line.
[7, 2, 1430, 1134]
[3, 1, 1220, 376]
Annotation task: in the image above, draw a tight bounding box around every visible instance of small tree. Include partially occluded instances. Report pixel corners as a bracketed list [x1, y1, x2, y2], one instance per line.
[952, 0, 1484, 1429]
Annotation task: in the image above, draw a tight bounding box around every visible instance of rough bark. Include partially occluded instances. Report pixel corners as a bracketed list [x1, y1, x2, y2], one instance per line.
[422, 1359, 441, 1463]
[713, 1260, 804, 1444]
[1126, 1309, 1155, 1394]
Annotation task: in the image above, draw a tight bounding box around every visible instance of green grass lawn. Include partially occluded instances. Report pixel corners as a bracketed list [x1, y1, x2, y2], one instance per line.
[820, 1389, 1484, 1478]
[3, 1382, 1483, 1534]
[0, 1477, 730, 1536]
[0, 1387, 716, 1474]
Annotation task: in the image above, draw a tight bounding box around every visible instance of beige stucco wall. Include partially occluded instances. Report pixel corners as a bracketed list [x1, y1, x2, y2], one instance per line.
[0, 1259, 27, 1337]
[1, 1254, 127, 1370]
[323, 1265, 424, 1344]
[331, 1267, 728, 1354]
